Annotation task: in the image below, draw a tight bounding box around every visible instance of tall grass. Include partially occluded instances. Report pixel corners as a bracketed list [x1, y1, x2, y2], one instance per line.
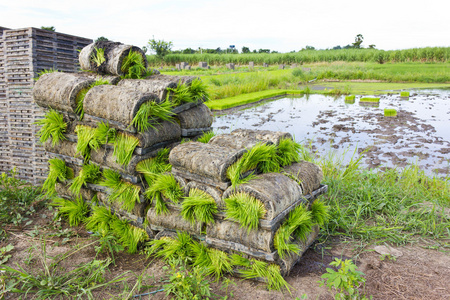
[147, 47, 450, 66]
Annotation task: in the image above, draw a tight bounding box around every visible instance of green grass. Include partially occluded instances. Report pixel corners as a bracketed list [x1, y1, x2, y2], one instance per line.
[384, 108, 398, 117]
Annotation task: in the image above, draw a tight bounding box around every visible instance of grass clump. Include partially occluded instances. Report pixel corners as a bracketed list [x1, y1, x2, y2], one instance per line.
[36, 109, 67, 146]
[68, 163, 101, 197]
[310, 199, 330, 227]
[99, 169, 141, 213]
[75, 79, 109, 120]
[384, 108, 397, 117]
[51, 197, 90, 227]
[94, 121, 117, 145]
[131, 100, 174, 132]
[145, 173, 184, 204]
[224, 192, 266, 232]
[181, 188, 218, 225]
[136, 148, 171, 186]
[197, 131, 216, 143]
[359, 97, 380, 103]
[113, 133, 139, 166]
[34, 68, 58, 81]
[274, 204, 313, 259]
[42, 158, 74, 197]
[345, 95, 355, 101]
[400, 91, 410, 97]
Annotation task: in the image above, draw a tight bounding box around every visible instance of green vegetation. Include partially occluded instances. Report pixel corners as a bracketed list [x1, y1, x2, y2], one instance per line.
[181, 188, 218, 225]
[51, 197, 90, 227]
[121, 50, 150, 79]
[42, 158, 74, 197]
[75, 78, 110, 120]
[113, 133, 139, 166]
[224, 192, 266, 232]
[131, 100, 174, 132]
[136, 148, 171, 186]
[400, 91, 410, 97]
[99, 169, 141, 213]
[36, 109, 67, 146]
[384, 108, 398, 117]
[68, 163, 101, 196]
[197, 130, 216, 143]
[276, 138, 301, 166]
[75, 125, 101, 162]
[359, 97, 380, 102]
[167, 82, 196, 106]
[91, 47, 106, 67]
[345, 95, 355, 101]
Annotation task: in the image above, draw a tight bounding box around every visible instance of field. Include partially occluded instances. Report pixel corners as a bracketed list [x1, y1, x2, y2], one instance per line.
[1, 51, 450, 299]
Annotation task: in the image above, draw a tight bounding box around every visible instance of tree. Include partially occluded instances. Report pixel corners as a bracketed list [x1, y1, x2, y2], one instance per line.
[182, 48, 195, 54]
[41, 26, 55, 32]
[352, 34, 364, 49]
[95, 36, 109, 42]
[258, 49, 270, 53]
[148, 38, 173, 58]
[368, 44, 376, 49]
[241, 46, 250, 53]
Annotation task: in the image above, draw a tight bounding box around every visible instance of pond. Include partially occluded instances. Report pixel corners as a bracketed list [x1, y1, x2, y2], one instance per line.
[212, 89, 450, 177]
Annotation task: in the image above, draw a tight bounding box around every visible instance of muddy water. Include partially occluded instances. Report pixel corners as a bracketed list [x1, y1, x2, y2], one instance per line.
[212, 89, 450, 177]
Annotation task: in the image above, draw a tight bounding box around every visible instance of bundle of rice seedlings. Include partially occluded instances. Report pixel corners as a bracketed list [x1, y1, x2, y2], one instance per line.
[68, 163, 101, 196]
[384, 108, 397, 117]
[131, 100, 174, 132]
[99, 169, 141, 213]
[180, 188, 218, 225]
[310, 199, 329, 226]
[167, 82, 195, 107]
[226, 143, 279, 186]
[197, 131, 216, 144]
[274, 204, 313, 259]
[111, 218, 148, 254]
[36, 109, 67, 146]
[360, 97, 380, 103]
[84, 206, 115, 234]
[94, 121, 117, 144]
[34, 68, 58, 81]
[113, 133, 139, 166]
[146, 231, 194, 261]
[91, 47, 106, 67]
[190, 243, 232, 279]
[224, 192, 266, 232]
[276, 138, 301, 166]
[188, 78, 210, 102]
[136, 148, 171, 186]
[75, 78, 109, 120]
[42, 158, 74, 196]
[145, 173, 183, 204]
[400, 91, 410, 97]
[121, 50, 151, 79]
[75, 125, 101, 162]
[51, 196, 89, 226]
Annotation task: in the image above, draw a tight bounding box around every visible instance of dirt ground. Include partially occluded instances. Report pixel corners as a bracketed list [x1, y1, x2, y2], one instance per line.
[1, 207, 449, 300]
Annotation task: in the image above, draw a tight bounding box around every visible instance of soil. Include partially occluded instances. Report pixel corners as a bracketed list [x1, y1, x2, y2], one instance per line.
[1, 208, 449, 300]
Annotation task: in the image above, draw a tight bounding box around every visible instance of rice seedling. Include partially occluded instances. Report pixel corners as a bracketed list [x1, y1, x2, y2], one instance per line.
[68, 163, 101, 196]
[136, 148, 171, 186]
[131, 100, 174, 132]
[146, 231, 195, 261]
[51, 196, 90, 226]
[84, 205, 115, 234]
[42, 158, 74, 197]
[145, 173, 183, 204]
[121, 50, 151, 79]
[188, 78, 210, 102]
[99, 169, 141, 213]
[111, 218, 148, 253]
[75, 78, 109, 120]
[34, 68, 58, 81]
[224, 192, 266, 232]
[36, 109, 67, 146]
[384, 108, 397, 117]
[197, 130, 216, 143]
[91, 47, 106, 67]
[359, 97, 380, 103]
[276, 137, 301, 166]
[94, 121, 116, 144]
[345, 95, 355, 101]
[167, 82, 195, 106]
[310, 199, 330, 226]
[181, 188, 218, 225]
[400, 91, 410, 97]
[274, 204, 313, 258]
[113, 133, 139, 166]
[75, 125, 101, 162]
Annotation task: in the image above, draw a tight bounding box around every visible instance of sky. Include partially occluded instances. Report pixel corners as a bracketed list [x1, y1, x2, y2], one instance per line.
[1, 0, 449, 53]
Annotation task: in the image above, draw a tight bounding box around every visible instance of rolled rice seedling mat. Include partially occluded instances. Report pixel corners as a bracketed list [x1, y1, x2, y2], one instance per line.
[222, 173, 303, 221]
[169, 141, 246, 185]
[77, 72, 121, 85]
[281, 161, 324, 195]
[33, 72, 95, 114]
[147, 207, 203, 236]
[208, 134, 270, 150]
[359, 97, 380, 103]
[79, 41, 148, 76]
[181, 127, 213, 138]
[176, 104, 213, 130]
[83, 85, 160, 133]
[231, 129, 293, 146]
[118, 78, 177, 104]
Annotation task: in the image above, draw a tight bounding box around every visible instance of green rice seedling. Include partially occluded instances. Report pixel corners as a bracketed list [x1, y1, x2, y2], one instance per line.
[131, 100, 174, 132]
[136, 148, 171, 186]
[113, 133, 139, 166]
[75, 78, 109, 120]
[359, 97, 380, 103]
[310, 199, 330, 227]
[274, 204, 313, 258]
[36, 109, 67, 146]
[42, 158, 74, 197]
[145, 173, 183, 204]
[167, 82, 195, 106]
[84, 206, 115, 234]
[181, 188, 218, 225]
[197, 130, 216, 143]
[146, 231, 194, 261]
[51, 197, 90, 226]
[345, 95, 355, 102]
[224, 192, 266, 232]
[99, 169, 141, 212]
[188, 78, 210, 102]
[75, 125, 101, 162]
[69, 163, 101, 196]
[266, 264, 290, 292]
[111, 218, 148, 254]
[189, 242, 232, 279]
[276, 137, 301, 166]
[34, 68, 58, 81]
[94, 121, 116, 144]
[91, 47, 106, 67]
[400, 91, 410, 97]
[384, 108, 397, 117]
[121, 50, 151, 79]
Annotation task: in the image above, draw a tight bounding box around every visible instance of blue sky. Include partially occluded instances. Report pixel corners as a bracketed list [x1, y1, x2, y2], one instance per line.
[1, 0, 449, 53]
